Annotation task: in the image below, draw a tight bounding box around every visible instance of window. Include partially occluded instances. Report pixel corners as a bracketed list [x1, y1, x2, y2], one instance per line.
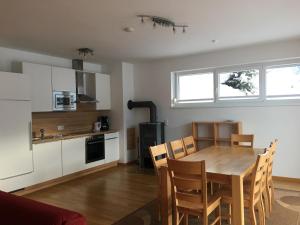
[172, 59, 300, 107]
[266, 65, 300, 99]
[218, 69, 260, 100]
[175, 72, 214, 103]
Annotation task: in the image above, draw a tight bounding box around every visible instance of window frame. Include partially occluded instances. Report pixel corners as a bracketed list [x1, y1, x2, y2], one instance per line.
[171, 58, 300, 108]
[173, 69, 215, 104]
[265, 63, 300, 100]
[215, 64, 263, 102]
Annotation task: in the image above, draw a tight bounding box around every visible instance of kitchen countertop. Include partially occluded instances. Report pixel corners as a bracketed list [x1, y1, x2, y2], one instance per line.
[32, 130, 118, 144]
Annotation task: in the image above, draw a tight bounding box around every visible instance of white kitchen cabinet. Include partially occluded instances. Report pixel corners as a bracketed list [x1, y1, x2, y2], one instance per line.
[62, 137, 86, 176]
[32, 141, 62, 184]
[0, 72, 31, 101]
[52, 66, 76, 92]
[105, 132, 119, 163]
[22, 62, 53, 112]
[0, 72, 33, 180]
[96, 73, 111, 110]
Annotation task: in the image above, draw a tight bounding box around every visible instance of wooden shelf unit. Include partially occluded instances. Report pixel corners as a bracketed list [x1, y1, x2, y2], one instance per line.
[192, 121, 242, 149]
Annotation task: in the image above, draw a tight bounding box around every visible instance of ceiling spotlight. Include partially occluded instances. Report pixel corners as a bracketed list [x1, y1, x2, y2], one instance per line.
[123, 27, 135, 32]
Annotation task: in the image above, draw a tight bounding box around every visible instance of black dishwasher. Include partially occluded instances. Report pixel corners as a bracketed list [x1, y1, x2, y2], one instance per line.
[85, 135, 105, 164]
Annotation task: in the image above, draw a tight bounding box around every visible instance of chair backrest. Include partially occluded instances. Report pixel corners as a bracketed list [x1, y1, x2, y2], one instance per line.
[149, 143, 169, 175]
[182, 136, 197, 155]
[250, 150, 269, 204]
[167, 159, 207, 210]
[267, 139, 278, 185]
[231, 134, 254, 148]
[260, 148, 271, 192]
[170, 139, 187, 159]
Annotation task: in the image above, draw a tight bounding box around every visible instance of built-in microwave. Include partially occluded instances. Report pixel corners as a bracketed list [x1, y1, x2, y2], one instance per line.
[53, 91, 77, 111]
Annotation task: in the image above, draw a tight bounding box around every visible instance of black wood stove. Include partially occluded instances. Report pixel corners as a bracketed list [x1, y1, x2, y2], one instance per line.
[127, 100, 165, 168]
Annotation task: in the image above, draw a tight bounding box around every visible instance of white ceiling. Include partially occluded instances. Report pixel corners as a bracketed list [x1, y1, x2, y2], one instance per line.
[0, 0, 300, 62]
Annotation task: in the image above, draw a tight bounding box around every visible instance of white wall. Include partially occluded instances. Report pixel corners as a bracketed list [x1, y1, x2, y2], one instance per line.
[133, 38, 300, 178]
[109, 62, 137, 163]
[0, 46, 110, 73]
[122, 63, 138, 162]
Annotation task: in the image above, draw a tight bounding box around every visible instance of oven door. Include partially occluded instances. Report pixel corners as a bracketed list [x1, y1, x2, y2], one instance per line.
[86, 136, 105, 164]
[53, 91, 76, 111]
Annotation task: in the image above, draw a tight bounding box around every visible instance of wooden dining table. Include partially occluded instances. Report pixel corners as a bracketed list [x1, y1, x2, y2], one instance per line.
[159, 145, 265, 225]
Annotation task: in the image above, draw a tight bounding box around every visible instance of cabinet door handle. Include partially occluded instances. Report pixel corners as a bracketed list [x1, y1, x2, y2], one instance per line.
[29, 121, 33, 151]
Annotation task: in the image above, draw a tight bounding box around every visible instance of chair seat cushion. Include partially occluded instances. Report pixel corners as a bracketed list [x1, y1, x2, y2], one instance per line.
[0, 190, 87, 225]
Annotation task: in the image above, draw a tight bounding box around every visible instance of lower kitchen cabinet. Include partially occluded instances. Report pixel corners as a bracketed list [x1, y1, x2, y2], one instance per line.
[62, 137, 86, 176]
[105, 132, 120, 163]
[33, 141, 62, 184]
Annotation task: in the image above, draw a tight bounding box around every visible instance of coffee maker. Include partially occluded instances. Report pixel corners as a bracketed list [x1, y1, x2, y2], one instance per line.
[99, 116, 109, 131]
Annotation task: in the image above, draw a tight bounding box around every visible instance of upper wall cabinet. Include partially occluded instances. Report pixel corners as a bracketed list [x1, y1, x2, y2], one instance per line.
[96, 73, 111, 110]
[52, 66, 76, 92]
[22, 62, 52, 112]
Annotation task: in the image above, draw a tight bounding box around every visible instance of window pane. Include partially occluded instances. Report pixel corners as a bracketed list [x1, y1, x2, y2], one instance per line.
[266, 65, 300, 97]
[219, 69, 259, 98]
[178, 73, 214, 101]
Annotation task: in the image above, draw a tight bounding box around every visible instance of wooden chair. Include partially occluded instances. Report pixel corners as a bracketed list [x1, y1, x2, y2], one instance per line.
[182, 136, 197, 155]
[221, 151, 269, 225]
[266, 139, 278, 215]
[231, 134, 254, 148]
[260, 148, 271, 219]
[149, 143, 169, 176]
[149, 143, 170, 221]
[167, 159, 222, 225]
[170, 139, 187, 159]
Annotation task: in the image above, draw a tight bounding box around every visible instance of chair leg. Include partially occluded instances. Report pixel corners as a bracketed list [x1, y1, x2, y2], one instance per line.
[249, 205, 257, 225]
[183, 214, 189, 225]
[210, 182, 214, 195]
[271, 182, 275, 204]
[262, 189, 270, 218]
[257, 200, 265, 225]
[261, 200, 266, 225]
[218, 205, 222, 225]
[267, 184, 274, 214]
[202, 214, 208, 225]
[228, 204, 232, 225]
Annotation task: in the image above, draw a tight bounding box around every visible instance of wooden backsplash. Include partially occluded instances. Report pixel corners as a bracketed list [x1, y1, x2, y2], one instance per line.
[32, 110, 109, 137]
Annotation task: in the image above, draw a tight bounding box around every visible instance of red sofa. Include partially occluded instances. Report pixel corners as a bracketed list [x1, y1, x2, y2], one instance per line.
[0, 190, 87, 225]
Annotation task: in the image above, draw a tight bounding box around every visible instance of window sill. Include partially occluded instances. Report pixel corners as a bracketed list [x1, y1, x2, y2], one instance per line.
[171, 99, 300, 109]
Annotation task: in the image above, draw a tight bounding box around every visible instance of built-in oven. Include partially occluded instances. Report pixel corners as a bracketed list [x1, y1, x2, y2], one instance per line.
[85, 135, 105, 164]
[53, 91, 77, 111]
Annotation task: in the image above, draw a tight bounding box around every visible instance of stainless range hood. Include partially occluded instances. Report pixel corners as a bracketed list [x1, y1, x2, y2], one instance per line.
[73, 59, 98, 103]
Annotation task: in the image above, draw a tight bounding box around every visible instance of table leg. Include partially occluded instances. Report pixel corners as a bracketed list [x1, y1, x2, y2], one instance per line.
[160, 167, 173, 225]
[232, 175, 245, 225]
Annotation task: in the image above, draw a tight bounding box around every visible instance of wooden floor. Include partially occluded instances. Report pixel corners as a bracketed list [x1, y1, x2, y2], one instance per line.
[25, 165, 158, 225]
[24, 164, 299, 225]
[274, 179, 300, 192]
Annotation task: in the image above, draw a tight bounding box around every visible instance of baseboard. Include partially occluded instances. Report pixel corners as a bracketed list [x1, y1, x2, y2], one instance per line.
[14, 161, 118, 196]
[118, 160, 138, 165]
[273, 176, 300, 183]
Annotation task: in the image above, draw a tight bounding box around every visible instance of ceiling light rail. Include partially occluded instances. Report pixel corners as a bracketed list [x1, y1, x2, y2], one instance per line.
[137, 15, 188, 33]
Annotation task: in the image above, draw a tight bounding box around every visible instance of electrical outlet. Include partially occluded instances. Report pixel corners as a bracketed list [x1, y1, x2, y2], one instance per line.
[57, 125, 64, 131]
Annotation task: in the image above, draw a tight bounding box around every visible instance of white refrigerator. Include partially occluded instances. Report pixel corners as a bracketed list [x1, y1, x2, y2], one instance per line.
[0, 72, 33, 180]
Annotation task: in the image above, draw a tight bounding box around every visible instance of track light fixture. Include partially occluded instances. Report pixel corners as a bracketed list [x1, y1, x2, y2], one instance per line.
[137, 15, 188, 34]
